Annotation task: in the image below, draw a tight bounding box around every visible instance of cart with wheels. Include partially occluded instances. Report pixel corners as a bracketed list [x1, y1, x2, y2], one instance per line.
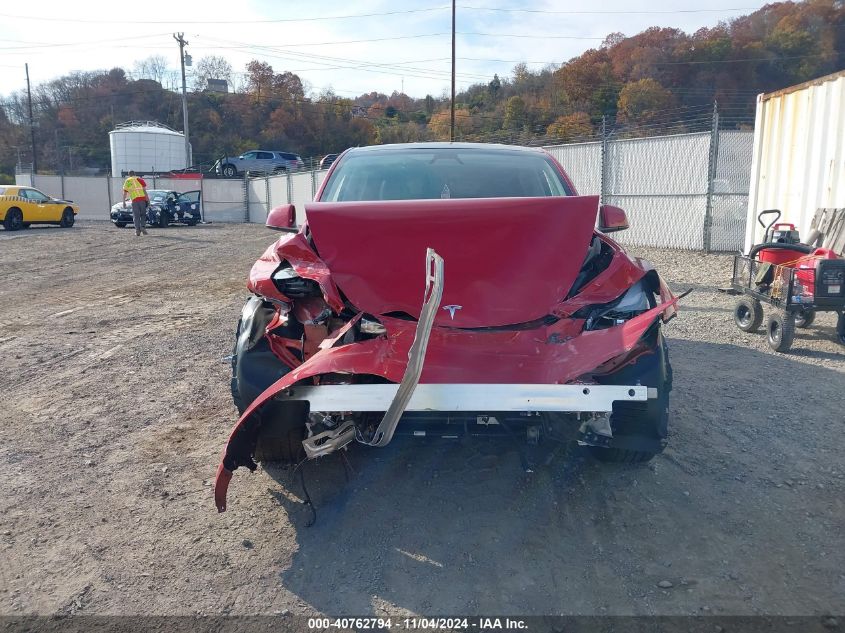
[729, 210, 845, 352]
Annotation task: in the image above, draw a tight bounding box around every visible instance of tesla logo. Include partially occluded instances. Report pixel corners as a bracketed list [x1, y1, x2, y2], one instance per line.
[443, 305, 462, 319]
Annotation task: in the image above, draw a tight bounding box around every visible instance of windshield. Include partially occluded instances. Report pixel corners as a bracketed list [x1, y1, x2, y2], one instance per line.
[177, 191, 200, 203]
[320, 147, 571, 202]
[148, 190, 170, 202]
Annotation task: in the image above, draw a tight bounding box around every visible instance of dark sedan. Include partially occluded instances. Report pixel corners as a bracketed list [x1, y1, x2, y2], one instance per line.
[110, 190, 201, 228]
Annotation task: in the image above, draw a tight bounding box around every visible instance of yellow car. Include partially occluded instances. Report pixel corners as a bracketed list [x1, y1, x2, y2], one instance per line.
[0, 185, 79, 231]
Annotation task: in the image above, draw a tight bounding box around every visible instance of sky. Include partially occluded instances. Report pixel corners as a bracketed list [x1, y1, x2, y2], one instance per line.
[0, 0, 772, 100]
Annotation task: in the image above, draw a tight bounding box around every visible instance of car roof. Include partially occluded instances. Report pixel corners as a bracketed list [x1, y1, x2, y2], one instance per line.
[345, 142, 549, 155]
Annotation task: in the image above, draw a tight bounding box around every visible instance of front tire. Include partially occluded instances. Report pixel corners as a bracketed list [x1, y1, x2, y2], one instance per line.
[222, 164, 237, 178]
[60, 208, 75, 228]
[836, 313, 845, 347]
[158, 212, 169, 228]
[114, 222, 127, 228]
[767, 312, 795, 352]
[734, 297, 764, 332]
[588, 328, 671, 464]
[3, 208, 23, 231]
[230, 297, 303, 463]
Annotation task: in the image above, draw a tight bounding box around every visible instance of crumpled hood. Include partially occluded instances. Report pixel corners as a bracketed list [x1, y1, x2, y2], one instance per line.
[305, 196, 600, 328]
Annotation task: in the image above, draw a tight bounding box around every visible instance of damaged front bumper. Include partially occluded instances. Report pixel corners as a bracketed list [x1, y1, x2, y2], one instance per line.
[294, 382, 655, 458]
[214, 247, 679, 512]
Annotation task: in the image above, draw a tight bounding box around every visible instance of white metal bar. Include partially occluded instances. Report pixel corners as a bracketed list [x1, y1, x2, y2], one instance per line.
[364, 248, 445, 447]
[282, 384, 652, 413]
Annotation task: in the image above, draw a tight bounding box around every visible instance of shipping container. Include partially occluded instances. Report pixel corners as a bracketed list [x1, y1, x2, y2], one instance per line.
[745, 70, 845, 252]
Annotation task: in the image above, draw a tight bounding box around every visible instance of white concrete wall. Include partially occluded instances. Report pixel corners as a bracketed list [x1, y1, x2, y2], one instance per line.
[63, 176, 112, 220]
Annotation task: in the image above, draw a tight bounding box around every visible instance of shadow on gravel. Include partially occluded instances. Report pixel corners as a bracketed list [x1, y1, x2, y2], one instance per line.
[0, 226, 75, 239]
[138, 234, 217, 245]
[261, 339, 843, 615]
[726, 325, 843, 358]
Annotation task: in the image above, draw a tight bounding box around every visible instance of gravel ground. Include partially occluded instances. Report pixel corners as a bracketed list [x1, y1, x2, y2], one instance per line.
[0, 222, 843, 617]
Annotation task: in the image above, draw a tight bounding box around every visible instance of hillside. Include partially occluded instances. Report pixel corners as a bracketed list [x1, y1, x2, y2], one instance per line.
[0, 0, 842, 176]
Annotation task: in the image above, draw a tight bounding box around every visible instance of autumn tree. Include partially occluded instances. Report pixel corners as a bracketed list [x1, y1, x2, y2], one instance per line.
[616, 78, 674, 124]
[245, 60, 275, 101]
[428, 108, 476, 140]
[546, 112, 594, 141]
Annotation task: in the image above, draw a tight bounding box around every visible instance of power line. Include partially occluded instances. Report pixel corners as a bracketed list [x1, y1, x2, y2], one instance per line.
[457, 5, 760, 15]
[0, 4, 764, 26]
[0, 6, 452, 25]
[0, 32, 171, 51]
[199, 37, 489, 82]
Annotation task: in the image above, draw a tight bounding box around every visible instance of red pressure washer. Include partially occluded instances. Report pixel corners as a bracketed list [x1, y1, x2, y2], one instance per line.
[730, 209, 845, 352]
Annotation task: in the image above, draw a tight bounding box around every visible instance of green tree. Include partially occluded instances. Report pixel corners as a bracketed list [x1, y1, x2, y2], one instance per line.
[503, 96, 526, 130]
[487, 74, 501, 101]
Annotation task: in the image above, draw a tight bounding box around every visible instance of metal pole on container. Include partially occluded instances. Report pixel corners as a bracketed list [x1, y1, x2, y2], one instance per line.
[174, 33, 191, 169]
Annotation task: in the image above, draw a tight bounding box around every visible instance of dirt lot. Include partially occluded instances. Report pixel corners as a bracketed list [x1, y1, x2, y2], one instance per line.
[1, 221, 843, 617]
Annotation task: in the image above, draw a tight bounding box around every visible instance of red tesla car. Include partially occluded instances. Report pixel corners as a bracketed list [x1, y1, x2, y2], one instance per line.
[215, 143, 679, 512]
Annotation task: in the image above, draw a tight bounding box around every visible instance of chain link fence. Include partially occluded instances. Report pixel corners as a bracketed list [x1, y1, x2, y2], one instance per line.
[16, 114, 753, 251]
[545, 116, 753, 252]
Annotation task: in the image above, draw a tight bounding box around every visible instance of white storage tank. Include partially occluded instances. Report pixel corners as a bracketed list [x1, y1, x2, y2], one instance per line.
[109, 121, 191, 175]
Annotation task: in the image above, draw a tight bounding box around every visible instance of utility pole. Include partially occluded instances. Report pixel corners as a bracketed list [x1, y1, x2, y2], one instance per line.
[173, 33, 191, 168]
[450, 0, 456, 142]
[25, 63, 37, 173]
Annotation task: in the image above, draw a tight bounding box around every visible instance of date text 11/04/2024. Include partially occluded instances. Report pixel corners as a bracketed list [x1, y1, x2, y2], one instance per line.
[307, 618, 528, 630]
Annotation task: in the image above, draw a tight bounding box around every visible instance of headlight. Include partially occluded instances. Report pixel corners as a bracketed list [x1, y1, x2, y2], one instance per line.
[359, 318, 387, 335]
[584, 281, 653, 330]
[271, 265, 322, 298]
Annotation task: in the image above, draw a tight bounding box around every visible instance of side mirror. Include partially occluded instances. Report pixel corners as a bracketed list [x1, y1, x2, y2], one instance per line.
[598, 204, 629, 233]
[266, 204, 297, 232]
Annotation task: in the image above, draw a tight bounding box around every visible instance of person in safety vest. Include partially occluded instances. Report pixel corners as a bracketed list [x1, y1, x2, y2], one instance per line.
[122, 171, 150, 236]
